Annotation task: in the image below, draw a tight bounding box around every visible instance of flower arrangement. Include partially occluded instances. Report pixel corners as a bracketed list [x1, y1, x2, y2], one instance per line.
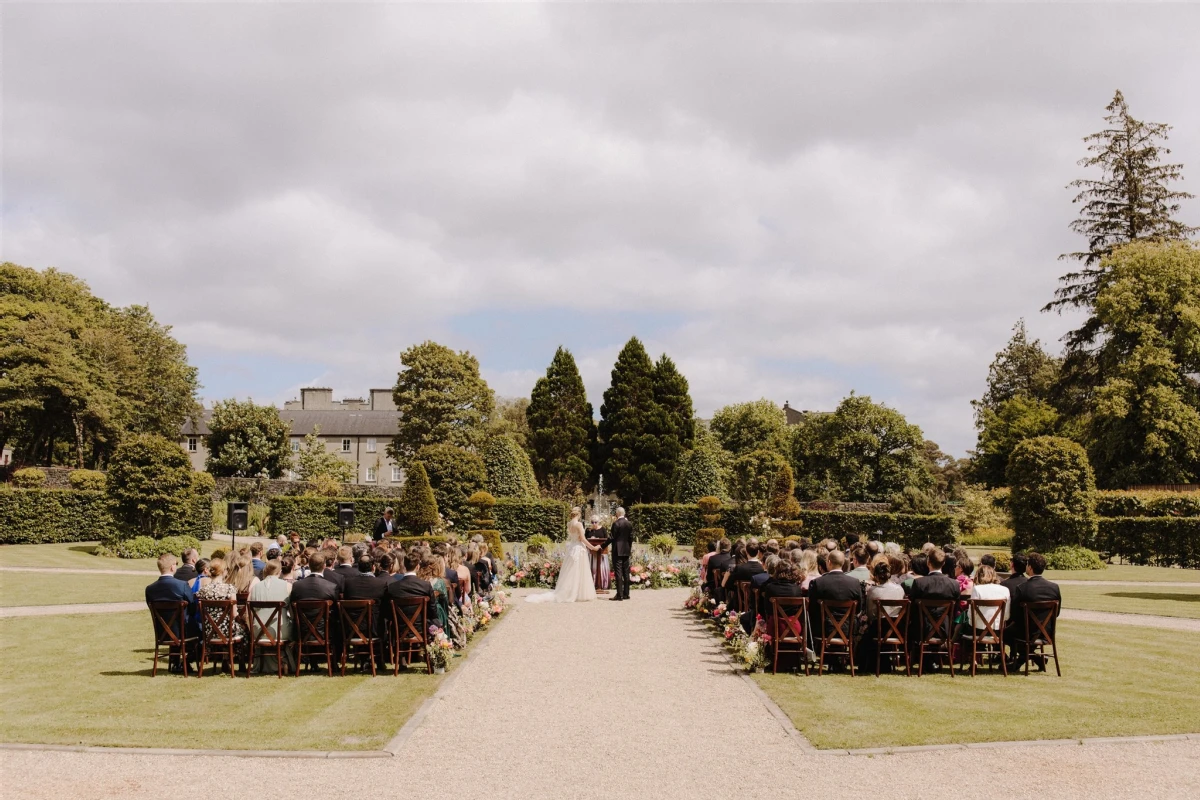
[427, 624, 453, 670]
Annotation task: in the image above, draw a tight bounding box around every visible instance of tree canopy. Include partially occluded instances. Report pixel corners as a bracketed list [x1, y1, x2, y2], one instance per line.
[389, 341, 494, 465]
[526, 347, 594, 494]
[482, 435, 540, 499]
[204, 399, 292, 478]
[293, 425, 354, 483]
[710, 399, 789, 457]
[106, 433, 204, 538]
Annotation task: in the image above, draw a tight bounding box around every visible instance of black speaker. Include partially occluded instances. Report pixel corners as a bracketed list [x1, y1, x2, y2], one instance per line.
[226, 502, 249, 532]
[337, 502, 355, 529]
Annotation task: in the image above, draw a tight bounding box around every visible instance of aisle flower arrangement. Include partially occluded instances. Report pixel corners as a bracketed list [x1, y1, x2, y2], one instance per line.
[427, 625, 453, 671]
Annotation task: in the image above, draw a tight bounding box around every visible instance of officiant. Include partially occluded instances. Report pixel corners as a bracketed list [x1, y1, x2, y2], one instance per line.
[587, 516, 612, 593]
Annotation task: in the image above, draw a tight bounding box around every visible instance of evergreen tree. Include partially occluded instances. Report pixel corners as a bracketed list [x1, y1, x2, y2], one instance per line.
[971, 320, 1060, 421]
[971, 396, 1060, 489]
[293, 424, 354, 483]
[673, 443, 727, 503]
[482, 435, 539, 499]
[526, 347, 594, 493]
[596, 337, 661, 504]
[650, 354, 695, 496]
[397, 462, 439, 533]
[389, 341, 494, 465]
[1049, 91, 1196, 348]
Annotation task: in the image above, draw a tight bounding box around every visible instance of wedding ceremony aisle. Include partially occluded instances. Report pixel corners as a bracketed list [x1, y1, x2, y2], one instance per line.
[3, 588, 1199, 799]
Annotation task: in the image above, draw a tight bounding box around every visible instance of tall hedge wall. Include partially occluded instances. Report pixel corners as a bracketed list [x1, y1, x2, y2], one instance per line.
[0, 488, 211, 545]
[1095, 491, 1200, 518]
[492, 499, 570, 542]
[626, 503, 955, 549]
[268, 496, 398, 539]
[1098, 517, 1200, 568]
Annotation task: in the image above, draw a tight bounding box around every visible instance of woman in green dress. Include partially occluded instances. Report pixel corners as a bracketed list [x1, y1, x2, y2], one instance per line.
[419, 556, 451, 632]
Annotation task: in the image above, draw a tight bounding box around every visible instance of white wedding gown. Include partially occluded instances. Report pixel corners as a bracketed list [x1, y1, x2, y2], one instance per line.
[526, 520, 597, 604]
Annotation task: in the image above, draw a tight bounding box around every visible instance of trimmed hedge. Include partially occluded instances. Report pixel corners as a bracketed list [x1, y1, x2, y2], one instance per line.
[1098, 517, 1200, 569]
[466, 529, 504, 559]
[628, 504, 752, 545]
[1096, 491, 1200, 518]
[268, 496, 398, 539]
[492, 499, 570, 542]
[96, 534, 202, 560]
[0, 488, 213, 545]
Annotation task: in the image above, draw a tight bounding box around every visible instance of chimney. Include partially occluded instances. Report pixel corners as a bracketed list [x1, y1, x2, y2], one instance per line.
[300, 387, 333, 410]
[370, 389, 396, 411]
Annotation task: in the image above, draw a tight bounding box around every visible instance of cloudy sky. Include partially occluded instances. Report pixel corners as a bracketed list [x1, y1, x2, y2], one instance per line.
[4, 2, 1199, 456]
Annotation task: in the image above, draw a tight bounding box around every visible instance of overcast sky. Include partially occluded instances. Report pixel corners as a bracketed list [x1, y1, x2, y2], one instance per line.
[4, 2, 1199, 456]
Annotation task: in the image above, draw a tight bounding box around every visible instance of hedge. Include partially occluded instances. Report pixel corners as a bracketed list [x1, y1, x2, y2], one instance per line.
[0, 488, 212, 545]
[628, 504, 752, 545]
[492, 499, 570, 542]
[1095, 491, 1200, 518]
[1097, 517, 1200, 569]
[268, 496, 398, 539]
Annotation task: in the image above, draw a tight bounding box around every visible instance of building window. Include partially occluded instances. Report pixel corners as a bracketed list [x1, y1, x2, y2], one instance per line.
[366, 438, 377, 453]
[391, 466, 403, 482]
[342, 438, 352, 452]
[187, 437, 197, 452]
[366, 466, 377, 482]
[291, 440, 300, 452]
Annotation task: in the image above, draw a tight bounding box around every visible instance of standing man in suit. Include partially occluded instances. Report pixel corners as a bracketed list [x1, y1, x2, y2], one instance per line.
[1009, 552, 1062, 671]
[608, 507, 634, 601]
[373, 507, 397, 542]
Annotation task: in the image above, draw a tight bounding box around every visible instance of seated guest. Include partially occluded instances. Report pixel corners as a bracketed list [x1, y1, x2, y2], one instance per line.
[699, 541, 717, 584]
[196, 558, 242, 640]
[287, 531, 302, 552]
[345, 553, 389, 648]
[331, 545, 357, 583]
[746, 560, 805, 635]
[290, 552, 340, 641]
[724, 541, 765, 612]
[751, 554, 778, 588]
[174, 548, 200, 582]
[420, 557, 451, 631]
[249, 560, 294, 673]
[796, 549, 820, 592]
[969, 564, 1010, 631]
[374, 553, 396, 585]
[908, 549, 959, 669]
[887, 554, 908, 585]
[189, 558, 211, 594]
[1009, 552, 1062, 671]
[451, 549, 471, 601]
[227, 554, 260, 597]
[146, 553, 198, 644]
[707, 540, 733, 600]
[979, 553, 997, 569]
[902, 553, 928, 594]
[266, 547, 282, 563]
[764, 539, 780, 558]
[955, 555, 975, 608]
[387, 551, 435, 603]
[1001, 552, 1029, 595]
[276, 534, 289, 554]
[808, 550, 865, 637]
[845, 544, 871, 582]
[249, 542, 266, 577]
[279, 555, 297, 585]
[859, 558, 905, 668]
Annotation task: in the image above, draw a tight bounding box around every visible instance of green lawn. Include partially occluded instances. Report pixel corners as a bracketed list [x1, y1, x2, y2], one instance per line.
[0, 609, 477, 750]
[1047, 564, 1200, 583]
[0, 541, 224, 572]
[0, 571, 154, 607]
[753, 620, 1200, 749]
[1063, 583, 1200, 619]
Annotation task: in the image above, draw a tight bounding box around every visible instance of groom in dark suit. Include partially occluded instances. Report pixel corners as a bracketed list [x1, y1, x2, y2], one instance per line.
[609, 507, 634, 601]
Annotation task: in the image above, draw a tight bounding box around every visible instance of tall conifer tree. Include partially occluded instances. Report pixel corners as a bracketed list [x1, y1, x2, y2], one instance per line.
[526, 347, 594, 493]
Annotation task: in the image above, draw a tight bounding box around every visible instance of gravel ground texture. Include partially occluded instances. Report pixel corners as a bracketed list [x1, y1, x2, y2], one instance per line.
[3, 587, 1200, 799]
[1060, 607, 1200, 632]
[0, 601, 145, 618]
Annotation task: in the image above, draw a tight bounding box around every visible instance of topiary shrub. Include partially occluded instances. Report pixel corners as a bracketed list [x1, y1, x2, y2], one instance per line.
[413, 444, 487, 528]
[68, 469, 107, 491]
[525, 534, 553, 554]
[1043, 545, 1107, 571]
[96, 534, 202, 559]
[771, 520, 804, 538]
[647, 534, 677, 556]
[107, 434, 210, 540]
[398, 462, 439, 533]
[11, 468, 47, 489]
[990, 551, 1013, 572]
[958, 527, 1014, 548]
[769, 462, 802, 519]
[1007, 436, 1098, 553]
[467, 491, 497, 526]
[492, 498, 570, 542]
[481, 436, 539, 499]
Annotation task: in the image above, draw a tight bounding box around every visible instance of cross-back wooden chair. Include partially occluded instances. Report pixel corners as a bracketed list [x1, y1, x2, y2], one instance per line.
[966, 598, 1007, 677]
[149, 600, 197, 677]
[875, 599, 910, 677]
[1021, 600, 1061, 676]
[817, 600, 857, 676]
[247, 600, 289, 679]
[198, 598, 242, 678]
[338, 600, 380, 677]
[769, 597, 809, 676]
[710, 568, 725, 602]
[915, 600, 955, 677]
[390, 597, 431, 675]
[734, 580, 751, 614]
[293, 599, 334, 677]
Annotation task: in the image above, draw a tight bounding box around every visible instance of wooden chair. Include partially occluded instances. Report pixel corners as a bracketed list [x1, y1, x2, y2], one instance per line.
[915, 600, 955, 677]
[247, 600, 289, 679]
[390, 597, 432, 675]
[817, 600, 857, 676]
[710, 568, 725, 602]
[457, 577, 471, 604]
[338, 600, 381, 677]
[875, 599, 910, 677]
[149, 600, 197, 677]
[964, 599, 1008, 677]
[734, 580, 751, 614]
[749, 585, 763, 622]
[1020, 600, 1062, 676]
[198, 598, 242, 678]
[769, 597, 809, 676]
[293, 599, 334, 677]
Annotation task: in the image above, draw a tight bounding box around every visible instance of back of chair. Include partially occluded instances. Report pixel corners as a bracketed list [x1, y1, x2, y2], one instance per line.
[149, 600, 189, 646]
[820, 600, 857, 645]
[199, 598, 238, 645]
[915, 599, 954, 644]
[338, 599, 376, 643]
[293, 599, 332, 644]
[248, 600, 286, 645]
[876, 599, 909, 644]
[735, 580, 751, 612]
[770, 596, 806, 644]
[391, 596, 429, 646]
[1024, 600, 1059, 644]
[970, 598, 1006, 642]
[710, 568, 725, 598]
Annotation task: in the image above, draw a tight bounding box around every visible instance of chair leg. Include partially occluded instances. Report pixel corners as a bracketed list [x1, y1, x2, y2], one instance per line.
[946, 643, 954, 678]
[198, 643, 207, 678]
[152, 644, 160, 678]
[228, 643, 236, 677]
[847, 642, 855, 677]
[918, 642, 925, 677]
[1052, 639, 1061, 676]
[970, 636, 977, 677]
[369, 642, 377, 677]
[325, 643, 332, 677]
[903, 645, 911, 677]
[247, 640, 254, 678]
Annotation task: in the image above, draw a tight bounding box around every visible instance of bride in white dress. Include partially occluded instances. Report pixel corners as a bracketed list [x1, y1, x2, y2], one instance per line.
[525, 508, 599, 603]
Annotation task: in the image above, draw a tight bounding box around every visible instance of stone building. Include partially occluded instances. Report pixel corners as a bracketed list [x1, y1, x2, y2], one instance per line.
[180, 387, 404, 485]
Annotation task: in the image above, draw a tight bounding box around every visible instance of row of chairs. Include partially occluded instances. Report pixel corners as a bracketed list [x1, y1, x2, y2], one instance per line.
[148, 596, 434, 678]
[757, 595, 1060, 677]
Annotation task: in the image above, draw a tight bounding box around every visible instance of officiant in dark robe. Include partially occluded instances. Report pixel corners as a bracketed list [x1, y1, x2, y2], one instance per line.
[586, 516, 611, 593]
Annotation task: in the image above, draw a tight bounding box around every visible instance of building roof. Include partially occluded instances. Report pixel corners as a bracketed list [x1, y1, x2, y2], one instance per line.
[181, 409, 402, 437]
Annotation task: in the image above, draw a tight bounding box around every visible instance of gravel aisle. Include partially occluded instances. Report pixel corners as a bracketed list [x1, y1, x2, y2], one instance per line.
[0, 601, 145, 618]
[4, 587, 1200, 799]
[1060, 608, 1200, 632]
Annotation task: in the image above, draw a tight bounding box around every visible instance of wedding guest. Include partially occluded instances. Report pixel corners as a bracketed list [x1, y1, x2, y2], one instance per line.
[846, 544, 871, 582]
[860, 558, 905, 668]
[707, 540, 733, 600]
[419, 557, 451, 631]
[276, 534, 289, 554]
[250, 542, 266, 577]
[724, 541, 765, 612]
[279, 555, 297, 585]
[796, 549, 820, 592]
[955, 555, 975, 604]
[174, 548, 200, 582]
[979, 553, 997, 569]
[228, 554, 260, 596]
[808, 550, 865, 639]
[146, 553, 198, 632]
[249, 560, 293, 673]
[752, 554, 778, 588]
[1002, 553, 1029, 595]
[196, 558, 242, 640]
[332, 545, 357, 583]
[887, 554, 908, 585]
[1009, 552, 1062, 671]
[969, 565, 1010, 630]
[189, 558, 212, 594]
[451, 549, 471, 601]
[287, 531, 302, 552]
[746, 560, 804, 634]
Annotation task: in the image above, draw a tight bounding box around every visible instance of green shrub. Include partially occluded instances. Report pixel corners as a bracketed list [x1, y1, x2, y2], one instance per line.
[481, 436, 539, 499]
[525, 534, 554, 554]
[11, 468, 47, 488]
[1097, 517, 1200, 568]
[414, 444, 486, 528]
[890, 485, 942, 515]
[646, 534, 677, 556]
[492, 498, 569, 542]
[957, 528, 1014, 548]
[1007, 436, 1097, 553]
[1095, 490, 1200, 518]
[466, 529, 503, 560]
[1043, 545, 1107, 571]
[107, 434, 203, 538]
[0, 488, 114, 543]
[694, 529, 726, 559]
[770, 520, 805, 538]
[991, 551, 1013, 572]
[269, 496, 399, 539]
[398, 463, 438, 533]
[96, 534, 202, 560]
[68, 469, 107, 491]
[955, 486, 1011, 536]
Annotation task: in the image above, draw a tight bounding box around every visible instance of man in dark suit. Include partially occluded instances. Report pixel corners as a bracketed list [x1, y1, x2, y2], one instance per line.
[343, 554, 389, 653]
[907, 549, 960, 670]
[1009, 552, 1062, 671]
[726, 542, 766, 613]
[373, 507, 397, 541]
[173, 548, 200, 583]
[1001, 552, 1029, 597]
[1000, 552, 1029, 658]
[608, 507, 634, 601]
[807, 551, 864, 665]
[146, 554, 199, 673]
[386, 551, 435, 666]
[331, 545, 357, 584]
[707, 540, 733, 601]
[289, 552, 340, 667]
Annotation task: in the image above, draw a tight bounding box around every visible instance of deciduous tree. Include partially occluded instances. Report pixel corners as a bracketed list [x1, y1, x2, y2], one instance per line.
[389, 341, 494, 465]
[205, 399, 292, 478]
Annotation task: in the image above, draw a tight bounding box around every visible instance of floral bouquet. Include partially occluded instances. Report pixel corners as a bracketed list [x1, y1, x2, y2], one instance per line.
[684, 586, 705, 610]
[711, 602, 727, 622]
[427, 625, 453, 670]
[739, 638, 767, 672]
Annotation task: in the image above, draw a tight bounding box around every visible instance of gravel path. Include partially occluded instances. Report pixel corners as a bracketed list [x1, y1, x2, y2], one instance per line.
[3, 587, 1200, 799]
[0, 601, 145, 618]
[1060, 608, 1200, 632]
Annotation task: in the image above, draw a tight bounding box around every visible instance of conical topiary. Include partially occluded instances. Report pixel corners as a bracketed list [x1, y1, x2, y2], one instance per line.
[399, 462, 439, 533]
[694, 495, 726, 559]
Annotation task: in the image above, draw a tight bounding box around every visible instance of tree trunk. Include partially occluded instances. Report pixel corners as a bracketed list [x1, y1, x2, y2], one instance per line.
[71, 413, 86, 469]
